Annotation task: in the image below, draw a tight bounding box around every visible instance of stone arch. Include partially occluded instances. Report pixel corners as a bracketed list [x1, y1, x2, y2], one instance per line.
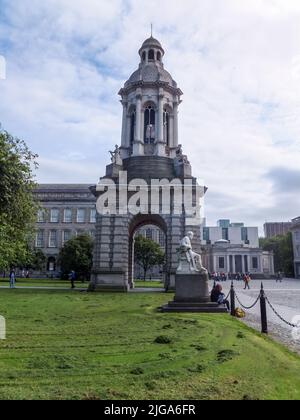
[128, 214, 169, 288]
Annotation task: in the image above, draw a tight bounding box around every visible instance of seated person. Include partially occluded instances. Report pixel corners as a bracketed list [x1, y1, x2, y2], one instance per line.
[211, 284, 229, 311]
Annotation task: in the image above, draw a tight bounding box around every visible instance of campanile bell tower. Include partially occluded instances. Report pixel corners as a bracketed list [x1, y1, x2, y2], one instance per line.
[89, 36, 205, 292]
[118, 36, 183, 158]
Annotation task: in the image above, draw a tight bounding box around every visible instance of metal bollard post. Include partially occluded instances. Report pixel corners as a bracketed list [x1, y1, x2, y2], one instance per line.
[260, 282, 268, 334]
[230, 281, 235, 317]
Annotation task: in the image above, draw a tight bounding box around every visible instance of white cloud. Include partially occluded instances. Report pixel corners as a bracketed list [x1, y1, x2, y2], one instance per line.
[0, 0, 299, 231]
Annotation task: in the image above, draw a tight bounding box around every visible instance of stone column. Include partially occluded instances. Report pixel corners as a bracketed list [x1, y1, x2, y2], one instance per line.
[133, 89, 143, 156]
[227, 255, 230, 273]
[169, 115, 174, 148]
[120, 100, 128, 159]
[173, 100, 179, 148]
[121, 100, 128, 147]
[232, 255, 236, 273]
[156, 89, 165, 156]
[241, 255, 245, 273]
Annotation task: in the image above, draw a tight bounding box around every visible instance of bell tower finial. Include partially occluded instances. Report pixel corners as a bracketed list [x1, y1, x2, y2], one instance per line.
[151, 23, 153, 37]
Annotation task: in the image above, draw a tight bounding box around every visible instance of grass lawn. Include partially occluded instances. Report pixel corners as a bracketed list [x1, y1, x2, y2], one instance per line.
[0, 278, 88, 289]
[135, 280, 164, 289]
[0, 290, 300, 400]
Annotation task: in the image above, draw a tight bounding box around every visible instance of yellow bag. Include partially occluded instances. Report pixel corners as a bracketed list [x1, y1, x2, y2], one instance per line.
[235, 308, 246, 318]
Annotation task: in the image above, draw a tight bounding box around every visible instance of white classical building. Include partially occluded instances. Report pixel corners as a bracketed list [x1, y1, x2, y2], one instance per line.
[201, 220, 274, 277]
[291, 217, 300, 279]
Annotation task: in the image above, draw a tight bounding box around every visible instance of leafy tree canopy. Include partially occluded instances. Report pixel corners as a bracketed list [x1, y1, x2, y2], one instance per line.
[260, 232, 294, 277]
[134, 235, 165, 281]
[0, 127, 38, 269]
[58, 234, 94, 280]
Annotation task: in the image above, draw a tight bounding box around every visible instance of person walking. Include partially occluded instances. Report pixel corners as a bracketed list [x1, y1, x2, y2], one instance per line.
[69, 270, 76, 289]
[9, 270, 16, 289]
[276, 271, 283, 283]
[244, 274, 251, 290]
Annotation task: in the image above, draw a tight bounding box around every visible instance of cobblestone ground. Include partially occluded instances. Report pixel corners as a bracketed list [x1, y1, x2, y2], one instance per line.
[212, 279, 300, 354]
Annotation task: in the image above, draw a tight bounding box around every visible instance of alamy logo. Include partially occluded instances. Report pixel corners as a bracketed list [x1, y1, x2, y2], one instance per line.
[96, 171, 206, 226]
[0, 316, 6, 340]
[0, 55, 6, 80]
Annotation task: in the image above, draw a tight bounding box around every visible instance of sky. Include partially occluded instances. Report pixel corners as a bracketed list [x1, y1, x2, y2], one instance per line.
[0, 0, 299, 233]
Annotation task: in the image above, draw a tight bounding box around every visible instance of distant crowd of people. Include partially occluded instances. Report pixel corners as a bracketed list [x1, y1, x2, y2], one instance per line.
[209, 272, 252, 289]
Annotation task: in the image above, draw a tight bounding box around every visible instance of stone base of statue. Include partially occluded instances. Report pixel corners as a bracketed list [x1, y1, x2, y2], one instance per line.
[162, 258, 228, 313]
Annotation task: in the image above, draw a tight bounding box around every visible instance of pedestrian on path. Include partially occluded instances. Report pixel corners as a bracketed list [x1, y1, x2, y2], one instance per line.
[244, 274, 251, 290]
[69, 270, 76, 289]
[9, 270, 16, 289]
[276, 271, 283, 283]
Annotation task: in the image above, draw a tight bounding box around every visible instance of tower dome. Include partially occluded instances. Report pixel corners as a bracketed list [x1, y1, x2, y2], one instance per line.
[139, 36, 165, 55]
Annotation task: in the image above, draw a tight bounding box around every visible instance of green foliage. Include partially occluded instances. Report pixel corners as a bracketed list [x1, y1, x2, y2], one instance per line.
[134, 235, 165, 281]
[260, 232, 294, 276]
[58, 234, 94, 280]
[0, 128, 38, 269]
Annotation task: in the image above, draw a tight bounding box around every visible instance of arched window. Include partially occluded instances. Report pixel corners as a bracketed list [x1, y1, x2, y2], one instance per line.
[144, 106, 156, 144]
[142, 51, 146, 62]
[130, 110, 136, 150]
[163, 109, 170, 146]
[157, 51, 161, 61]
[148, 49, 155, 60]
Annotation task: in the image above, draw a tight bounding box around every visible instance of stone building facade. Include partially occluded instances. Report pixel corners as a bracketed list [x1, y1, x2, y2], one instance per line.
[291, 217, 300, 279]
[33, 184, 97, 277]
[264, 222, 293, 239]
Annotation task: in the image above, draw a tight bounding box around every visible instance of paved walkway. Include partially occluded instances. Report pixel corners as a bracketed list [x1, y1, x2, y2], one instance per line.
[215, 279, 300, 353]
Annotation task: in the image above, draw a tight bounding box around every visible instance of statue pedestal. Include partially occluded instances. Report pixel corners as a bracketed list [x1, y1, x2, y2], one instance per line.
[162, 271, 228, 313]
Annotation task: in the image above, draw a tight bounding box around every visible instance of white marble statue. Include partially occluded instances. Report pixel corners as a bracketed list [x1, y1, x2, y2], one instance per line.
[177, 231, 207, 274]
[109, 145, 122, 166]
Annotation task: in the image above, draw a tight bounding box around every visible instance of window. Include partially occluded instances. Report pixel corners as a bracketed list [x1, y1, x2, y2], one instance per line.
[49, 231, 57, 248]
[222, 228, 229, 241]
[36, 230, 44, 248]
[146, 228, 153, 240]
[203, 227, 210, 242]
[157, 51, 161, 61]
[90, 209, 97, 223]
[90, 230, 96, 239]
[37, 209, 46, 223]
[296, 245, 300, 257]
[62, 230, 72, 245]
[50, 209, 60, 223]
[295, 231, 300, 242]
[64, 209, 72, 223]
[252, 257, 258, 270]
[159, 230, 166, 248]
[219, 257, 225, 269]
[144, 106, 156, 144]
[241, 227, 248, 242]
[148, 49, 155, 60]
[163, 109, 170, 146]
[77, 209, 86, 223]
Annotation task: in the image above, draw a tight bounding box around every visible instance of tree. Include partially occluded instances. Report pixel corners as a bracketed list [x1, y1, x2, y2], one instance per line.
[58, 234, 94, 281]
[134, 235, 165, 281]
[0, 128, 38, 270]
[260, 232, 294, 277]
